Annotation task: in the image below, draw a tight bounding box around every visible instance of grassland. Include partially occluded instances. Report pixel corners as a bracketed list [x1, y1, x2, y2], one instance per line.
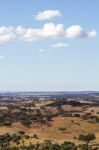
[0, 96, 99, 149]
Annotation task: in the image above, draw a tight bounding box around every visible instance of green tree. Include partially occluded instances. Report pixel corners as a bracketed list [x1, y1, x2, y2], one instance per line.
[79, 134, 96, 147]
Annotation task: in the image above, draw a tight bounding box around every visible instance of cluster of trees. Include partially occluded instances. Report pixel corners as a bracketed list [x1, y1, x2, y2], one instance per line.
[0, 107, 99, 128]
[0, 98, 99, 128]
[0, 108, 53, 127]
[62, 111, 99, 123]
[82, 113, 99, 123]
[0, 132, 39, 150]
[47, 99, 89, 107]
[0, 132, 98, 150]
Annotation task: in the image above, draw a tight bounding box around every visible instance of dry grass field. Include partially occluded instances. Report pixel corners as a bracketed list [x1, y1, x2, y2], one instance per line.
[0, 97, 99, 149]
[0, 110, 99, 145]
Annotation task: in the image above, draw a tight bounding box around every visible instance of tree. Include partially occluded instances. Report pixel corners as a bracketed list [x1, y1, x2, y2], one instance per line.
[79, 134, 96, 146]
[52, 144, 60, 150]
[61, 141, 77, 150]
[33, 134, 38, 139]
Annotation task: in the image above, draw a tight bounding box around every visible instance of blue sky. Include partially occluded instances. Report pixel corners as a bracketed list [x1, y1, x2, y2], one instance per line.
[0, 0, 99, 91]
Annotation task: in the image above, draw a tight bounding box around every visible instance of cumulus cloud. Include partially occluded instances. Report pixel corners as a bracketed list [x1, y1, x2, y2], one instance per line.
[51, 43, 68, 48]
[0, 26, 15, 45]
[43, 23, 64, 37]
[16, 23, 65, 42]
[16, 26, 43, 41]
[0, 24, 97, 46]
[16, 24, 96, 42]
[66, 25, 96, 39]
[35, 10, 61, 20]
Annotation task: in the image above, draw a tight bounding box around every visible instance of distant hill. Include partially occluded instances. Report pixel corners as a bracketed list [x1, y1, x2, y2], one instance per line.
[0, 91, 99, 99]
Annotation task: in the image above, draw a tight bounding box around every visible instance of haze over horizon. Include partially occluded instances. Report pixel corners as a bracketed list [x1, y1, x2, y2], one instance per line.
[0, 0, 99, 91]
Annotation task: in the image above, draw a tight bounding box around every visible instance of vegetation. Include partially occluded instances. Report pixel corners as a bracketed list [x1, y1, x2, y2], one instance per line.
[0, 132, 98, 150]
[0, 96, 99, 149]
[79, 134, 96, 149]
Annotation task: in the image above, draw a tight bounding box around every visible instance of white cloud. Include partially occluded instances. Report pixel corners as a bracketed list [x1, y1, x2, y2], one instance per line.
[16, 26, 43, 41]
[87, 30, 96, 38]
[42, 23, 64, 37]
[16, 23, 65, 42]
[36, 10, 61, 20]
[51, 43, 68, 48]
[39, 49, 51, 53]
[0, 26, 15, 45]
[0, 24, 97, 46]
[39, 49, 45, 52]
[16, 24, 96, 42]
[66, 25, 96, 39]
[0, 56, 5, 60]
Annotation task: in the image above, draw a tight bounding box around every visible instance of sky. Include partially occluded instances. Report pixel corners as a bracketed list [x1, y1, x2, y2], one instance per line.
[0, 0, 99, 91]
